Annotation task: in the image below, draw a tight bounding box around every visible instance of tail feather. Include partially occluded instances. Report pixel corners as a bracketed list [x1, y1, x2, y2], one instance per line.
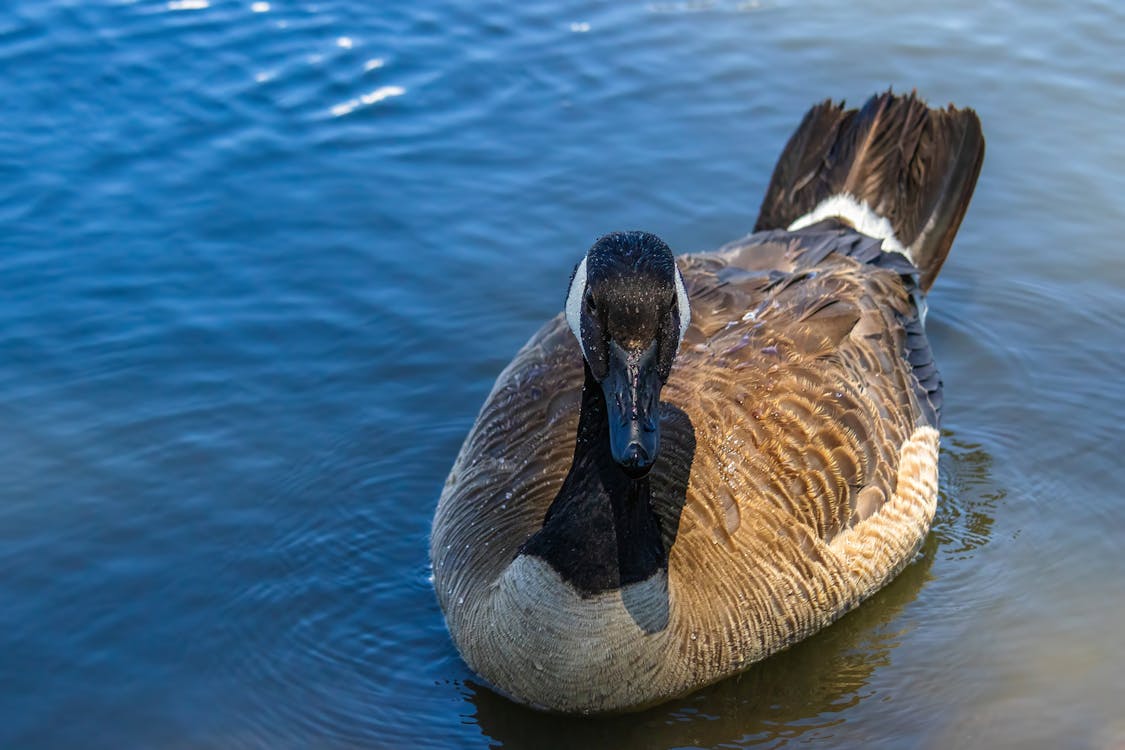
[755, 90, 985, 292]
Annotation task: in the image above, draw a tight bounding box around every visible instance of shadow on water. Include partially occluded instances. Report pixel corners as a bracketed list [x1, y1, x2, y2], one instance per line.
[460, 429, 1000, 750]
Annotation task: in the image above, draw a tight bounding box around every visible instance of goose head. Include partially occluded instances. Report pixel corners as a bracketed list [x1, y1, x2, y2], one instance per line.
[565, 231, 691, 479]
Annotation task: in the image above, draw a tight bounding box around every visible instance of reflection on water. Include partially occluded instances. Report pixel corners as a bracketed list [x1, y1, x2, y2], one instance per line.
[464, 435, 997, 749]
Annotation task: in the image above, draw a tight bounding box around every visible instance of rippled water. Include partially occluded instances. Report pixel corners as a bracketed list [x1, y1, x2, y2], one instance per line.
[2, 1, 1123, 748]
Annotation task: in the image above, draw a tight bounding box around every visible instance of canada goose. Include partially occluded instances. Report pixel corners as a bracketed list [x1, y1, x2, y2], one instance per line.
[431, 91, 985, 714]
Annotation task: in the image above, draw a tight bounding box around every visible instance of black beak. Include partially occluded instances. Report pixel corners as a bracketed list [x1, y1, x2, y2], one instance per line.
[600, 339, 663, 478]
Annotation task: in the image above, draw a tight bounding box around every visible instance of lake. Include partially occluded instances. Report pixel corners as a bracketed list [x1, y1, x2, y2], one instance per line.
[2, 0, 1123, 748]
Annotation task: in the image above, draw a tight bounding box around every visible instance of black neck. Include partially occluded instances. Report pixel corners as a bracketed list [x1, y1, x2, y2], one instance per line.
[520, 364, 666, 595]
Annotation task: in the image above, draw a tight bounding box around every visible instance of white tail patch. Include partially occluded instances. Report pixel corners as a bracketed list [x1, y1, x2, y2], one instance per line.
[787, 193, 911, 261]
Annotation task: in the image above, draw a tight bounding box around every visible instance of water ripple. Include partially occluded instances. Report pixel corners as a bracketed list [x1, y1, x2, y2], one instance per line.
[5, 0, 1125, 747]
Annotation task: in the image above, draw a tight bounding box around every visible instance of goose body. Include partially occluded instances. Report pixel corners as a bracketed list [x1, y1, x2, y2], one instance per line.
[432, 92, 984, 713]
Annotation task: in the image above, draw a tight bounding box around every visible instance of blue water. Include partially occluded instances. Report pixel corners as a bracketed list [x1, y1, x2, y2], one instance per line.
[2, 1, 1123, 748]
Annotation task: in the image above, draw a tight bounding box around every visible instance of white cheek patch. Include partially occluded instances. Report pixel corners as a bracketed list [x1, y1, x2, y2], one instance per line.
[673, 262, 691, 344]
[565, 255, 588, 355]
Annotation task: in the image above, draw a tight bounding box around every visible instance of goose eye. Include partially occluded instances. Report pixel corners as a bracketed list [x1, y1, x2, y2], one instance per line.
[584, 291, 597, 314]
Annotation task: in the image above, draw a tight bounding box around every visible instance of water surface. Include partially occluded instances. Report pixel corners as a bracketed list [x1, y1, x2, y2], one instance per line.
[2, 1, 1123, 748]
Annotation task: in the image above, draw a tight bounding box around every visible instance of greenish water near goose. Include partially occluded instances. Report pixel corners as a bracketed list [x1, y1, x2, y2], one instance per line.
[2, 1, 1122, 747]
